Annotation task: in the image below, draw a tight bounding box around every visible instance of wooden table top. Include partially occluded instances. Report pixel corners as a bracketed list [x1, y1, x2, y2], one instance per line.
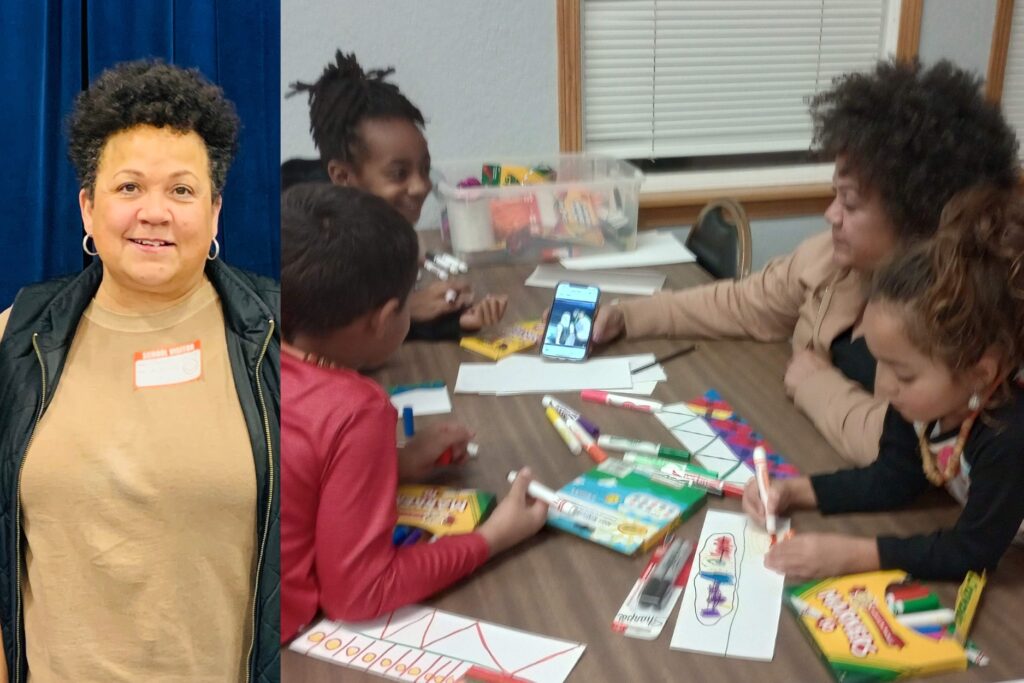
[282, 243, 1024, 683]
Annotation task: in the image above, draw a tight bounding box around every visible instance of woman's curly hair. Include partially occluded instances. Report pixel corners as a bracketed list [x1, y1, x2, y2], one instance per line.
[870, 185, 1024, 398]
[811, 60, 1019, 242]
[288, 50, 424, 169]
[68, 60, 239, 198]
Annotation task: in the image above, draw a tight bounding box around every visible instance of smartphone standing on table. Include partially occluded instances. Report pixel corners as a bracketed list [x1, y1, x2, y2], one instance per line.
[541, 282, 600, 361]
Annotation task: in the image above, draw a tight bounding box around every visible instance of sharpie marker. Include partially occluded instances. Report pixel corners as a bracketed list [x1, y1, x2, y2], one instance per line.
[541, 395, 600, 437]
[506, 471, 619, 528]
[564, 417, 609, 463]
[422, 259, 449, 280]
[639, 537, 694, 609]
[545, 406, 582, 456]
[581, 390, 663, 413]
[598, 434, 690, 461]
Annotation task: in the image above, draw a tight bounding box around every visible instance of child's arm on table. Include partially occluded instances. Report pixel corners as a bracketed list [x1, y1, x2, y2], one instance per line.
[398, 421, 475, 482]
[315, 406, 490, 622]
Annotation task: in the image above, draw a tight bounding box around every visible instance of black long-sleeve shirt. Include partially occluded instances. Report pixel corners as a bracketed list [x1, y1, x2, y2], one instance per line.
[810, 383, 1024, 580]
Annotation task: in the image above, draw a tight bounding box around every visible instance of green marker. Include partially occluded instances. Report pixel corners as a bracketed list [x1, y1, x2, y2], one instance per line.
[596, 434, 690, 461]
[621, 453, 716, 478]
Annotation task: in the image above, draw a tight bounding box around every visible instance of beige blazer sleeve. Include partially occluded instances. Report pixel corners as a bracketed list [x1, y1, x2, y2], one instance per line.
[793, 364, 887, 465]
[618, 234, 824, 341]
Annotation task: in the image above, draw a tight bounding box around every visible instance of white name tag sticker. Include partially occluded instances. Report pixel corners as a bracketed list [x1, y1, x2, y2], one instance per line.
[134, 340, 203, 389]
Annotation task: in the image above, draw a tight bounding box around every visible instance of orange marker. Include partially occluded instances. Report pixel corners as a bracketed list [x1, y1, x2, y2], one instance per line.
[565, 417, 608, 463]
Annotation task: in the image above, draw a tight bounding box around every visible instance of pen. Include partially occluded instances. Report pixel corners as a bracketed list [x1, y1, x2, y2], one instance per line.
[545, 406, 583, 456]
[631, 345, 697, 374]
[541, 395, 600, 437]
[753, 446, 776, 541]
[580, 390, 663, 413]
[597, 434, 690, 461]
[639, 537, 694, 609]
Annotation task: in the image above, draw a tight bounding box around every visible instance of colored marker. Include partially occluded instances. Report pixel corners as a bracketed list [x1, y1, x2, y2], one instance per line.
[541, 395, 600, 437]
[545, 406, 582, 456]
[895, 608, 956, 628]
[401, 528, 424, 546]
[426, 250, 469, 274]
[753, 446, 776, 541]
[789, 595, 824, 620]
[581, 390, 663, 413]
[890, 593, 941, 614]
[887, 584, 931, 602]
[965, 646, 990, 666]
[392, 525, 411, 546]
[402, 406, 415, 438]
[422, 259, 449, 280]
[597, 434, 690, 461]
[564, 417, 609, 463]
[435, 441, 480, 465]
[621, 454, 728, 494]
[506, 470, 619, 527]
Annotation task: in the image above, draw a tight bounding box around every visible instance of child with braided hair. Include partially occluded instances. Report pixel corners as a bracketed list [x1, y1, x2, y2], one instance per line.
[744, 185, 1024, 580]
[288, 50, 507, 340]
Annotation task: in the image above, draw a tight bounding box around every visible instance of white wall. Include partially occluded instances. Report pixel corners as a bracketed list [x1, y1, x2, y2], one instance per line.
[281, 0, 992, 263]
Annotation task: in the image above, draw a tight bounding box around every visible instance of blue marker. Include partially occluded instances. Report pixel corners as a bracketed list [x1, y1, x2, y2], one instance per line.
[392, 525, 411, 546]
[401, 528, 424, 546]
[402, 406, 415, 438]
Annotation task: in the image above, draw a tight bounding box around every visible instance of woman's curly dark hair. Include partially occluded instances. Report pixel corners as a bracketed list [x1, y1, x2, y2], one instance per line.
[811, 59, 1019, 242]
[870, 185, 1024, 399]
[288, 50, 425, 169]
[68, 60, 239, 198]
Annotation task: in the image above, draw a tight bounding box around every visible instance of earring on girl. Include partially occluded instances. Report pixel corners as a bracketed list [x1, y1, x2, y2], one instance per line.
[968, 392, 981, 411]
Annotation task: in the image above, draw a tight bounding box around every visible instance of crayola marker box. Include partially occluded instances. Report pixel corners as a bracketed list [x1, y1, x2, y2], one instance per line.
[396, 485, 496, 538]
[786, 571, 967, 682]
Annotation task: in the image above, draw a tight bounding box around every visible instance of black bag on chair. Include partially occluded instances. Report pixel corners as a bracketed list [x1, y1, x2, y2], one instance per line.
[686, 198, 752, 280]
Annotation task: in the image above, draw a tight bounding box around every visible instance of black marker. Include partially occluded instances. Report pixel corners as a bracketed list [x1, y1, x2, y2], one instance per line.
[639, 537, 693, 609]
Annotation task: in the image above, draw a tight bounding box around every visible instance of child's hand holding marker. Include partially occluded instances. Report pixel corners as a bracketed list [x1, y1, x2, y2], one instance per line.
[478, 467, 549, 556]
[398, 420, 477, 481]
[742, 473, 817, 529]
[459, 294, 509, 331]
[410, 280, 473, 321]
[764, 533, 881, 580]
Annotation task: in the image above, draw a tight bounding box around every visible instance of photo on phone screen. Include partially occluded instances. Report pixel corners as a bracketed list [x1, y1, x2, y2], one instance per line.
[541, 282, 600, 361]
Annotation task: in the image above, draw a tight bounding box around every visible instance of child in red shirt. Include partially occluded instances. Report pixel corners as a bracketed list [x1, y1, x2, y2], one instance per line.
[280, 184, 547, 642]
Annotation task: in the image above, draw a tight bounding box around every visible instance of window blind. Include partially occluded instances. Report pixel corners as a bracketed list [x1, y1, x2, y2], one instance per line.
[1000, 3, 1024, 144]
[582, 0, 899, 158]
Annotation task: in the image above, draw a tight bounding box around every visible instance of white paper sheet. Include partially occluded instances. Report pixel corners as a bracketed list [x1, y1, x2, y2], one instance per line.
[656, 402, 747, 479]
[560, 231, 696, 270]
[671, 510, 786, 661]
[524, 264, 666, 296]
[389, 386, 452, 416]
[290, 606, 586, 683]
[455, 356, 634, 395]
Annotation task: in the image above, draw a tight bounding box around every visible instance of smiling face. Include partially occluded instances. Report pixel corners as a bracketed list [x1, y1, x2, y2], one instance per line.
[80, 125, 220, 306]
[328, 117, 432, 226]
[824, 157, 898, 272]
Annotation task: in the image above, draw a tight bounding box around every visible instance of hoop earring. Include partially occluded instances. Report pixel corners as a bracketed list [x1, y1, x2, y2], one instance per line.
[82, 233, 98, 257]
[968, 393, 981, 411]
[207, 238, 220, 261]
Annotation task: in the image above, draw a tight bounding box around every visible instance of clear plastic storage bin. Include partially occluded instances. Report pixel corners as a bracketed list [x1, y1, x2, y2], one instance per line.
[435, 154, 644, 264]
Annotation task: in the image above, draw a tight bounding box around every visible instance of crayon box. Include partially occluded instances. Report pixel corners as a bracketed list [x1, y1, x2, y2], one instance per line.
[396, 485, 496, 539]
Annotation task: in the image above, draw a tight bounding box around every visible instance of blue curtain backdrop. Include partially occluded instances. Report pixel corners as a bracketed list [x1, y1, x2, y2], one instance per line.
[0, 0, 280, 308]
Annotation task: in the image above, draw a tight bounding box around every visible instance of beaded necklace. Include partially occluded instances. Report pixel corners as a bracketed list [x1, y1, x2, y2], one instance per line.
[916, 385, 997, 486]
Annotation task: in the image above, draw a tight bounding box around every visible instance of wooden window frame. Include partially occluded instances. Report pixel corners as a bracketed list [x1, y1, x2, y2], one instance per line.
[986, 0, 1016, 103]
[556, 0, 923, 225]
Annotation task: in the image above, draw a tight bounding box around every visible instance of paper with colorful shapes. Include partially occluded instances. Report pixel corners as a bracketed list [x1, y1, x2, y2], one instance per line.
[290, 606, 586, 682]
[655, 390, 798, 488]
[670, 509, 787, 660]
